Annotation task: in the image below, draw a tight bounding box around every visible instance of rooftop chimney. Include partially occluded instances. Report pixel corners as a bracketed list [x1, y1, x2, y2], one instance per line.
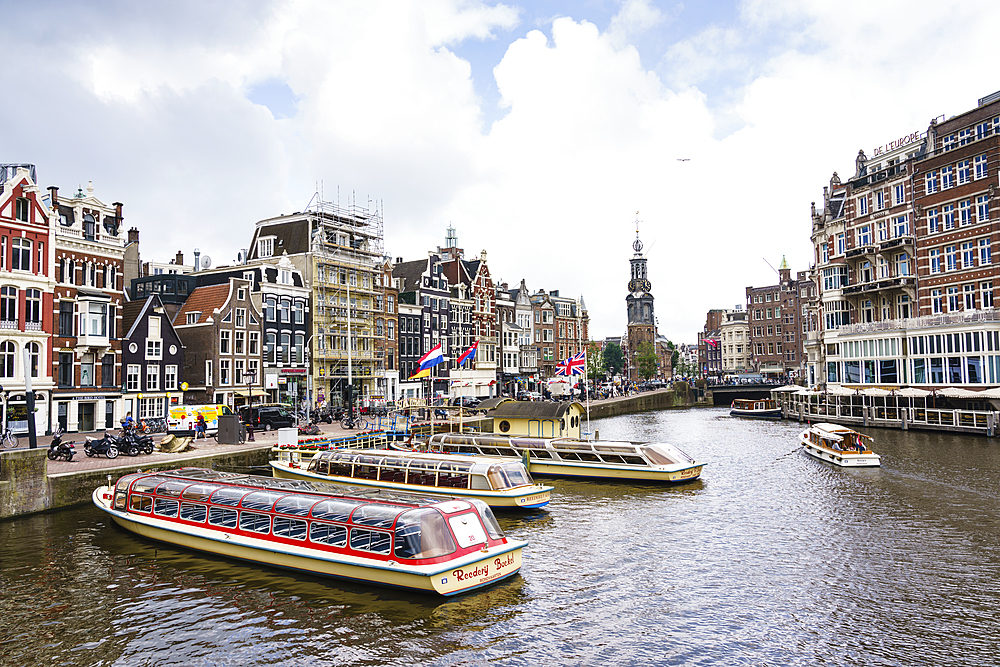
[47, 186, 58, 206]
[175, 250, 184, 265]
[128, 227, 139, 244]
[193, 248, 200, 273]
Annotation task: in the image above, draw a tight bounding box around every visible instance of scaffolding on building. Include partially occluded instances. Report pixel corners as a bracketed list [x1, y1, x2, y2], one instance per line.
[305, 193, 388, 403]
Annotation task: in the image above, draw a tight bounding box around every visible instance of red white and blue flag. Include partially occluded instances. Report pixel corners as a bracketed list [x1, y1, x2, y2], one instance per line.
[456, 340, 478, 366]
[555, 352, 586, 376]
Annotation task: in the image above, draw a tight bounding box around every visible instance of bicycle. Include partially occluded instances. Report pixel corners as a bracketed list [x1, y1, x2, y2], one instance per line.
[1, 427, 20, 449]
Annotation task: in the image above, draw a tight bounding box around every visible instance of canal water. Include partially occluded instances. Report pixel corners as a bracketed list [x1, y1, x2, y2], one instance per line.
[3, 407, 1000, 666]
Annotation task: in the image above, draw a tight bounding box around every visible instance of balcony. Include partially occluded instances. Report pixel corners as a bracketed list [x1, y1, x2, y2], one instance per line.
[878, 235, 914, 253]
[845, 245, 876, 259]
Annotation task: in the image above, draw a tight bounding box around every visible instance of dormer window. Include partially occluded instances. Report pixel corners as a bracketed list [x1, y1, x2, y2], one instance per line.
[15, 198, 29, 222]
[83, 213, 96, 240]
[280, 269, 291, 284]
[258, 236, 275, 258]
[186, 312, 200, 325]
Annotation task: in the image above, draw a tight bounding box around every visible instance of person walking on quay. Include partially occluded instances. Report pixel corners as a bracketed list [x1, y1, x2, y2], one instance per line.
[195, 412, 207, 439]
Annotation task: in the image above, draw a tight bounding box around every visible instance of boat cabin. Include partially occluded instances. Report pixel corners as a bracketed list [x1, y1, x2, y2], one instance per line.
[488, 401, 586, 438]
[110, 468, 508, 564]
[306, 449, 536, 492]
[806, 423, 873, 453]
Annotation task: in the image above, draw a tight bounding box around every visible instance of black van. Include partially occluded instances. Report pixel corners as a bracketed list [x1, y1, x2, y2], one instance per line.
[239, 405, 296, 431]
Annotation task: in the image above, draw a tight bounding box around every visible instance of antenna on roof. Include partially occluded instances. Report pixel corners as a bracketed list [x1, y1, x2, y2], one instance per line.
[763, 258, 780, 276]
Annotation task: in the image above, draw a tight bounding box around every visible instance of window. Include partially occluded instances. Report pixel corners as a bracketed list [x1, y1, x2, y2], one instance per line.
[857, 226, 872, 246]
[875, 191, 885, 211]
[876, 220, 888, 242]
[281, 333, 291, 364]
[964, 284, 976, 311]
[980, 239, 992, 266]
[234, 330, 244, 354]
[186, 312, 199, 325]
[27, 342, 41, 378]
[858, 196, 868, 215]
[975, 154, 988, 180]
[15, 198, 29, 222]
[235, 308, 246, 328]
[146, 365, 159, 391]
[897, 295, 911, 320]
[925, 170, 938, 194]
[960, 200, 972, 226]
[977, 196, 990, 222]
[927, 208, 939, 234]
[219, 359, 230, 385]
[165, 364, 177, 390]
[146, 339, 162, 360]
[962, 242, 976, 269]
[235, 359, 244, 384]
[25, 289, 41, 327]
[102, 354, 114, 387]
[931, 289, 943, 314]
[946, 246, 957, 272]
[943, 134, 956, 151]
[895, 252, 910, 277]
[959, 128, 971, 146]
[0, 341, 14, 378]
[941, 166, 954, 189]
[80, 353, 94, 386]
[279, 301, 289, 323]
[835, 233, 846, 255]
[893, 215, 909, 237]
[257, 237, 274, 258]
[265, 298, 275, 322]
[11, 238, 30, 271]
[220, 330, 230, 354]
[982, 282, 994, 309]
[943, 204, 955, 230]
[295, 334, 304, 363]
[894, 184, 905, 206]
[249, 331, 259, 355]
[0, 286, 16, 325]
[85, 302, 107, 336]
[947, 286, 960, 312]
[265, 333, 276, 363]
[205, 360, 213, 386]
[127, 365, 140, 391]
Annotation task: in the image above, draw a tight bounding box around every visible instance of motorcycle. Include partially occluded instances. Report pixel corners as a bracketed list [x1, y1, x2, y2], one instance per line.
[47, 429, 76, 462]
[84, 432, 122, 459]
[119, 426, 155, 455]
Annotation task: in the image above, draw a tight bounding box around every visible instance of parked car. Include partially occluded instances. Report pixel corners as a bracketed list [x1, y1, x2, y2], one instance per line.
[517, 391, 542, 401]
[239, 405, 296, 431]
[450, 396, 481, 408]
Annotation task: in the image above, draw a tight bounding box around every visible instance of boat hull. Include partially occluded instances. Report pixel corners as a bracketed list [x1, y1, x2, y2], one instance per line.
[93, 488, 524, 596]
[270, 462, 552, 509]
[527, 461, 704, 483]
[729, 408, 782, 420]
[800, 439, 881, 467]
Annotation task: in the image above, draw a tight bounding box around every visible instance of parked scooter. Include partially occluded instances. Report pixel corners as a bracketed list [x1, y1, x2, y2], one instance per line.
[47, 429, 76, 462]
[84, 432, 122, 459]
[120, 425, 155, 455]
[298, 421, 321, 436]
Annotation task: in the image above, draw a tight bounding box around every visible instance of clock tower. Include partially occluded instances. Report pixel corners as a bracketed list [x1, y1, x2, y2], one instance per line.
[626, 221, 657, 382]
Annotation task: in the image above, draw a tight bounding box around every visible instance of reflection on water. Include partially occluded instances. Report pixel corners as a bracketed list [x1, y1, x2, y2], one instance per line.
[4, 407, 1000, 666]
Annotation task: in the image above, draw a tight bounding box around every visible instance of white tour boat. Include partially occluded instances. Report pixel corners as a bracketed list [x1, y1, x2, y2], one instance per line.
[800, 423, 881, 467]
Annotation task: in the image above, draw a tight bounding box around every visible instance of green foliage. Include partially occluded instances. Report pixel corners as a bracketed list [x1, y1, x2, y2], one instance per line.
[602, 342, 624, 377]
[636, 341, 658, 380]
[586, 342, 606, 380]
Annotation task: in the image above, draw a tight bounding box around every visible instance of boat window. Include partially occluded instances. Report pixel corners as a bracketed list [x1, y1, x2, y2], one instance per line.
[378, 464, 407, 484]
[357, 455, 382, 466]
[239, 511, 271, 534]
[448, 513, 487, 548]
[132, 476, 169, 494]
[486, 465, 511, 490]
[208, 507, 238, 528]
[510, 437, 547, 449]
[115, 474, 143, 493]
[273, 517, 307, 540]
[210, 487, 249, 506]
[114, 492, 127, 509]
[155, 481, 189, 498]
[440, 434, 476, 446]
[394, 508, 457, 559]
[180, 503, 207, 522]
[500, 463, 533, 487]
[479, 447, 502, 456]
[352, 504, 400, 528]
[553, 442, 594, 452]
[153, 498, 179, 517]
[181, 484, 221, 502]
[354, 462, 379, 480]
[274, 495, 325, 516]
[643, 447, 679, 466]
[309, 522, 348, 546]
[556, 451, 581, 461]
[406, 461, 438, 486]
[240, 491, 284, 511]
[526, 449, 553, 459]
[311, 499, 358, 522]
[496, 448, 518, 457]
[327, 456, 353, 476]
[466, 499, 504, 539]
[593, 444, 637, 454]
[598, 454, 627, 464]
[470, 474, 491, 490]
[350, 528, 392, 554]
[313, 459, 330, 474]
[437, 463, 470, 489]
[621, 456, 646, 465]
[129, 494, 152, 513]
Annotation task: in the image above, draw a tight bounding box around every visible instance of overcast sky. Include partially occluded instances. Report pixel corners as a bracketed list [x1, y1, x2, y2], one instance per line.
[3, 0, 998, 342]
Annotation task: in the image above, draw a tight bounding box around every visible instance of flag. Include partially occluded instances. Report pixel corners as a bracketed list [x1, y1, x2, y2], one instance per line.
[701, 338, 719, 348]
[555, 352, 586, 376]
[456, 340, 478, 366]
[408, 367, 430, 380]
[416, 343, 444, 370]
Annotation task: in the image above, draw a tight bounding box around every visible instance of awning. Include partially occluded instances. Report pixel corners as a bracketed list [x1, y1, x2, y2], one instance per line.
[234, 388, 269, 397]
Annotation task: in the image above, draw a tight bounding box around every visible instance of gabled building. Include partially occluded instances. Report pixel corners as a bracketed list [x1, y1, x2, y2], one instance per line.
[174, 278, 261, 407]
[529, 290, 556, 378]
[121, 294, 185, 421]
[0, 164, 55, 435]
[49, 181, 126, 432]
[511, 279, 538, 385]
[374, 260, 399, 404]
[393, 253, 452, 398]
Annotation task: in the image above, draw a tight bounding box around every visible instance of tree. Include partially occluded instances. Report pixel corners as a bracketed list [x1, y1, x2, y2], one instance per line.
[636, 341, 658, 380]
[602, 341, 624, 377]
[586, 341, 606, 380]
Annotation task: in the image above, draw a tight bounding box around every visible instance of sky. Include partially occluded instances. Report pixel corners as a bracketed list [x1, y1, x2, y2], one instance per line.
[2, 0, 999, 342]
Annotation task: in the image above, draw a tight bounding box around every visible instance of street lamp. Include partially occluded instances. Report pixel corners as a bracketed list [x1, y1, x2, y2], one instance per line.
[244, 368, 257, 411]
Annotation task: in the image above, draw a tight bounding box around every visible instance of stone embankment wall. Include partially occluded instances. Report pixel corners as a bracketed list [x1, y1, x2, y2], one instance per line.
[587, 385, 703, 418]
[1, 447, 272, 521]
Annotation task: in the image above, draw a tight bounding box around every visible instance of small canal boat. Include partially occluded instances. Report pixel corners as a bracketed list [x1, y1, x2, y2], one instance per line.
[800, 423, 881, 467]
[414, 433, 705, 483]
[271, 449, 553, 510]
[93, 467, 526, 596]
[729, 398, 782, 420]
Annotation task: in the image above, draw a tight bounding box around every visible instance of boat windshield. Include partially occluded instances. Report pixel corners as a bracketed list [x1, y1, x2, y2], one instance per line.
[393, 508, 457, 559]
[644, 444, 695, 465]
[487, 463, 533, 489]
[115, 473, 144, 493]
[467, 498, 504, 539]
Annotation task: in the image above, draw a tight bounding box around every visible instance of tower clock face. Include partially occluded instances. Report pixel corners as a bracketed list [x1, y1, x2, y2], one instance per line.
[629, 278, 651, 292]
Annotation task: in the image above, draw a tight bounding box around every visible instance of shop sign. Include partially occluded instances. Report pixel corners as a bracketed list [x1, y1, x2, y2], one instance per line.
[281, 368, 306, 374]
[872, 131, 921, 157]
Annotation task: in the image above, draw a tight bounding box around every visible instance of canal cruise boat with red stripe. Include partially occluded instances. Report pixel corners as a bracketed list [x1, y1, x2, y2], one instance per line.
[93, 468, 527, 596]
[800, 423, 881, 467]
[271, 449, 553, 510]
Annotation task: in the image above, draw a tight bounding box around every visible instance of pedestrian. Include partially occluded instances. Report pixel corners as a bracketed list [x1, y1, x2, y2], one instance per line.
[195, 412, 207, 439]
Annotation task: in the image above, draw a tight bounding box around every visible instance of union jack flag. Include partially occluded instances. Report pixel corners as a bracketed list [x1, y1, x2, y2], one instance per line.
[555, 352, 586, 376]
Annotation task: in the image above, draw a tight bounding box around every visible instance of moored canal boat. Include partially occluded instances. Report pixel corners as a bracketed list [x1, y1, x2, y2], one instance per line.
[271, 449, 553, 509]
[800, 423, 881, 467]
[729, 398, 782, 420]
[415, 433, 705, 483]
[93, 468, 526, 596]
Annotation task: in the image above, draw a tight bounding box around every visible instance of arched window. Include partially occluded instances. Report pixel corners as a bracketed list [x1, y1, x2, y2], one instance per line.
[0, 341, 15, 378]
[25, 289, 41, 328]
[83, 213, 96, 240]
[0, 286, 16, 325]
[26, 342, 40, 378]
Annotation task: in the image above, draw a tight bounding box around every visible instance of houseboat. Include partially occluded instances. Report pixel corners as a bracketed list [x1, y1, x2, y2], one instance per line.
[800, 423, 881, 467]
[271, 449, 553, 510]
[93, 467, 526, 596]
[414, 433, 705, 483]
[729, 398, 782, 420]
